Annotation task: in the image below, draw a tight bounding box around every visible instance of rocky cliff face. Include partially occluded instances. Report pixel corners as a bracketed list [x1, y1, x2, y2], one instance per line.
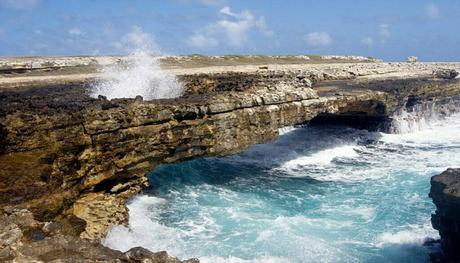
[430, 168, 460, 262]
[0, 59, 459, 262]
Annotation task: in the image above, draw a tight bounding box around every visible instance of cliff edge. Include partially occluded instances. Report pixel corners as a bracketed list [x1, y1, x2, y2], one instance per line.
[430, 168, 460, 262]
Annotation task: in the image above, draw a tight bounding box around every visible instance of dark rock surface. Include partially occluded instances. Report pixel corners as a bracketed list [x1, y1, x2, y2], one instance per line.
[433, 69, 459, 80]
[430, 168, 460, 262]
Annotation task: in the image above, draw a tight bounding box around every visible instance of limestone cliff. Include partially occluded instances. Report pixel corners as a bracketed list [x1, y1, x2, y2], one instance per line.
[0, 57, 459, 262]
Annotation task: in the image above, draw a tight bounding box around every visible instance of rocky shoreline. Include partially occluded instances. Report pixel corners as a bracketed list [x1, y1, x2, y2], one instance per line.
[1, 56, 460, 262]
[430, 168, 460, 262]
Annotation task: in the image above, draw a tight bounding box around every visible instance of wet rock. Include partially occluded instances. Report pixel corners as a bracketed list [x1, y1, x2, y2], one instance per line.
[125, 247, 199, 263]
[430, 168, 460, 262]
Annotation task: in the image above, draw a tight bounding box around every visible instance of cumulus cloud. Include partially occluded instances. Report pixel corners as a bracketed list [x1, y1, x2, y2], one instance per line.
[187, 6, 273, 49]
[304, 32, 332, 47]
[425, 3, 440, 19]
[0, 0, 40, 10]
[361, 37, 374, 46]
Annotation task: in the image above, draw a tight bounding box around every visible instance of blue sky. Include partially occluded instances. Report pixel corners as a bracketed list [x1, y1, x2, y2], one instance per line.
[0, 0, 459, 61]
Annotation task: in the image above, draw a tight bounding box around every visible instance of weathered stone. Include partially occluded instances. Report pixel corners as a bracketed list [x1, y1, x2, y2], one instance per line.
[430, 168, 460, 262]
[0, 209, 198, 263]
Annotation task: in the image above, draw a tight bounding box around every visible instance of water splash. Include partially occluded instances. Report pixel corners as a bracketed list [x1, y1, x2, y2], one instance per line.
[90, 26, 183, 100]
[390, 103, 440, 134]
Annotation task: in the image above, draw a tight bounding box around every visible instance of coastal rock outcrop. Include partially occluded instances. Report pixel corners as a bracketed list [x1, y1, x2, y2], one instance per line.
[1, 58, 460, 261]
[0, 209, 198, 262]
[430, 168, 460, 262]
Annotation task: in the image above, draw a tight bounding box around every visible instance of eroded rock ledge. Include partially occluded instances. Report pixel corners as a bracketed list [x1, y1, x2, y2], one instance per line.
[430, 168, 460, 262]
[0, 209, 198, 262]
[0, 59, 460, 261]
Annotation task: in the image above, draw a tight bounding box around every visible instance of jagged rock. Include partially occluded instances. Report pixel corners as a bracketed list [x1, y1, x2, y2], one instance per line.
[430, 168, 460, 262]
[433, 69, 459, 80]
[0, 209, 198, 263]
[124, 247, 199, 263]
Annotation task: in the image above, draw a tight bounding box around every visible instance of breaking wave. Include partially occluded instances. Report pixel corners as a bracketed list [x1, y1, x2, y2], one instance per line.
[90, 26, 183, 100]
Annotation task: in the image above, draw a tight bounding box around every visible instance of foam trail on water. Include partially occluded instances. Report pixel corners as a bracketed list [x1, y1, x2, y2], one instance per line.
[279, 145, 359, 169]
[91, 26, 183, 100]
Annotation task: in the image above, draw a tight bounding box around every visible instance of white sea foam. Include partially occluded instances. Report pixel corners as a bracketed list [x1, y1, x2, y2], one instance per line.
[103, 195, 182, 253]
[374, 223, 438, 247]
[280, 145, 359, 168]
[91, 26, 183, 100]
[382, 113, 460, 146]
[278, 126, 298, 136]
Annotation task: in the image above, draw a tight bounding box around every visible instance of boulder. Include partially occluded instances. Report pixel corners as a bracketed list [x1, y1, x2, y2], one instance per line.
[430, 168, 460, 262]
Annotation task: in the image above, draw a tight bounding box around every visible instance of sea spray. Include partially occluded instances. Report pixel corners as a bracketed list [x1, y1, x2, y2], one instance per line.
[390, 103, 441, 134]
[90, 26, 183, 100]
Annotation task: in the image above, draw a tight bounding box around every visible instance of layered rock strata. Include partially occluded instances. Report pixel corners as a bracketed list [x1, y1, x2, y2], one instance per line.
[0, 58, 459, 261]
[430, 168, 460, 262]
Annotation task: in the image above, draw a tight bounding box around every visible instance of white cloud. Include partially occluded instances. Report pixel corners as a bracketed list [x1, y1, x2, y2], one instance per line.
[0, 0, 40, 9]
[425, 3, 440, 19]
[361, 37, 374, 46]
[188, 33, 219, 48]
[187, 6, 274, 49]
[255, 17, 274, 37]
[219, 5, 235, 16]
[68, 28, 84, 36]
[304, 32, 332, 47]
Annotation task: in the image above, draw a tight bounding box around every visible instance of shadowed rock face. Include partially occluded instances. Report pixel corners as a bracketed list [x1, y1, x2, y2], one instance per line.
[430, 168, 460, 262]
[0, 60, 460, 262]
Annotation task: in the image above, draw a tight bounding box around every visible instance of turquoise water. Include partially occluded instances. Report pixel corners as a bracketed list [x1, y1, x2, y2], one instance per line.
[105, 114, 460, 263]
